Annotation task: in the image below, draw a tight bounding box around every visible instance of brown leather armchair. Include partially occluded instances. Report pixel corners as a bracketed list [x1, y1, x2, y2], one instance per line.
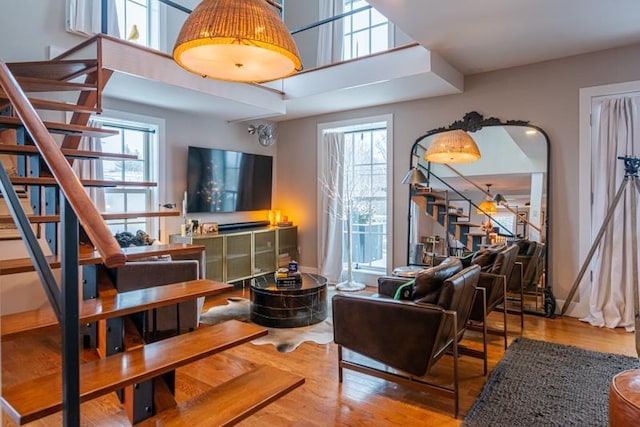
[467, 244, 519, 352]
[333, 265, 481, 417]
[377, 257, 463, 301]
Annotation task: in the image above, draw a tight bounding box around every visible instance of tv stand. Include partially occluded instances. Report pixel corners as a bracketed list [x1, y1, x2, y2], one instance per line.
[170, 225, 298, 284]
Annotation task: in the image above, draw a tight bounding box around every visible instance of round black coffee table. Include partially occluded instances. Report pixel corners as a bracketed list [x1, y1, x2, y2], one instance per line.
[250, 273, 328, 328]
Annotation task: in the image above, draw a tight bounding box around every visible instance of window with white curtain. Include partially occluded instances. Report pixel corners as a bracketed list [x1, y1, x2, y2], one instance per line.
[318, 115, 393, 279]
[342, 0, 389, 60]
[114, 0, 160, 48]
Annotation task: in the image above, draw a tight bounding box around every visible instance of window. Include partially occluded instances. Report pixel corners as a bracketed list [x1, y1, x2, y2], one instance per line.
[114, 0, 160, 49]
[318, 115, 393, 275]
[92, 117, 158, 236]
[342, 0, 389, 60]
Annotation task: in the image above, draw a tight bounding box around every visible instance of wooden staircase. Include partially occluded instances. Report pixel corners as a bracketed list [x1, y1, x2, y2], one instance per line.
[414, 191, 484, 253]
[0, 47, 303, 426]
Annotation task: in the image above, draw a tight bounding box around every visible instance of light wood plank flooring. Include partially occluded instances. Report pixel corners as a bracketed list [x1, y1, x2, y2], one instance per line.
[2, 287, 635, 426]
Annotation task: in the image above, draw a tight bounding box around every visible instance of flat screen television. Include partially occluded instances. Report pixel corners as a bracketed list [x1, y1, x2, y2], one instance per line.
[186, 146, 273, 213]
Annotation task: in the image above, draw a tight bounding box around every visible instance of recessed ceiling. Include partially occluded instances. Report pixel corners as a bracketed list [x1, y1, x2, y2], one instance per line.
[367, 0, 640, 74]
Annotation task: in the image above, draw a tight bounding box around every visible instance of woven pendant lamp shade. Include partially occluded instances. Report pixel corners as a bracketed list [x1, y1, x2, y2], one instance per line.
[173, 0, 302, 83]
[424, 129, 481, 163]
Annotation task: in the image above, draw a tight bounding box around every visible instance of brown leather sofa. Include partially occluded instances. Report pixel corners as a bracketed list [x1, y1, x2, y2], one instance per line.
[377, 257, 463, 301]
[333, 264, 481, 417]
[109, 260, 202, 335]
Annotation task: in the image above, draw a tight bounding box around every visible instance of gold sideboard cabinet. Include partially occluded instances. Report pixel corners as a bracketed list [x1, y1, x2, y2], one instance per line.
[171, 226, 298, 284]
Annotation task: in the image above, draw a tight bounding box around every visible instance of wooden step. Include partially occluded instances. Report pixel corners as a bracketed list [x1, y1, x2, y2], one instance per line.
[138, 365, 305, 427]
[0, 320, 267, 425]
[0, 116, 118, 137]
[0, 96, 99, 114]
[0, 243, 205, 275]
[7, 60, 98, 81]
[10, 177, 157, 188]
[451, 221, 482, 227]
[13, 76, 97, 93]
[0, 143, 135, 160]
[1, 278, 231, 337]
[0, 210, 180, 224]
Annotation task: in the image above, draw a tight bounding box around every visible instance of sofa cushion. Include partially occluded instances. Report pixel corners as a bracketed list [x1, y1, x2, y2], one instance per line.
[412, 257, 462, 303]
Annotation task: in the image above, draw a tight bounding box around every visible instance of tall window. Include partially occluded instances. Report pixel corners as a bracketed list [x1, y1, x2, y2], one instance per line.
[342, 0, 389, 60]
[93, 117, 158, 236]
[318, 116, 393, 279]
[114, 0, 160, 49]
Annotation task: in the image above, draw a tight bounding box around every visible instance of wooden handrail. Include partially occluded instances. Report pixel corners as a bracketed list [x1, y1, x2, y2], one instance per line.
[0, 58, 125, 268]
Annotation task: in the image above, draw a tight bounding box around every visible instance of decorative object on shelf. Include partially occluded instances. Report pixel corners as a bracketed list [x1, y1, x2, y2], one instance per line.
[277, 214, 292, 227]
[248, 124, 277, 147]
[424, 129, 481, 164]
[173, 0, 302, 83]
[268, 209, 281, 226]
[201, 222, 219, 234]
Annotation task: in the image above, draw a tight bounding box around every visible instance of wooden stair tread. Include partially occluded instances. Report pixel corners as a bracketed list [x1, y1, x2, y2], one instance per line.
[0, 243, 205, 275]
[0, 116, 118, 137]
[466, 232, 487, 237]
[0, 211, 180, 224]
[139, 365, 305, 427]
[13, 76, 97, 93]
[7, 60, 98, 81]
[1, 279, 231, 337]
[0, 143, 135, 160]
[451, 221, 482, 227]
[0, 320, 267, 425]
[10, 177, 157, 187]
[0, 96, 99, 114]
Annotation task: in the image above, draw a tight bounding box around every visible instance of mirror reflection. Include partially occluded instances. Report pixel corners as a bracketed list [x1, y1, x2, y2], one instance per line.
[407, 113, 551, 315]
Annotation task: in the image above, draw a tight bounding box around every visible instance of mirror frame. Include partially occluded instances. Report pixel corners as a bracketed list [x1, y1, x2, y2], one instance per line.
[408, 111, 555, 317]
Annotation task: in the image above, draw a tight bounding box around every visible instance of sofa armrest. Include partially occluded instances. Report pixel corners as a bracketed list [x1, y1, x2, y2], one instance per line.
[333, 294, 445, 376]
[377, 276, 413, 299]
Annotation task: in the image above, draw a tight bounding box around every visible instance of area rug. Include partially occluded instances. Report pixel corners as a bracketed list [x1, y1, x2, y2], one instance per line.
[464, 337, 640, 427]
[199, 297, 333, 353]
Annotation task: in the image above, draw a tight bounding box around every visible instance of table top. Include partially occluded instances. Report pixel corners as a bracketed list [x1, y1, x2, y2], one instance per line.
[250, 272, 327, 292]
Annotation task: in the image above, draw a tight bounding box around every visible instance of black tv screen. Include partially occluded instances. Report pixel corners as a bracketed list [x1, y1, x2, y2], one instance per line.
[186, 146, 273, 213]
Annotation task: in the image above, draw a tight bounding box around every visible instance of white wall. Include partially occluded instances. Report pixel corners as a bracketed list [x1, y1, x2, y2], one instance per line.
[275, 43, 640, 305]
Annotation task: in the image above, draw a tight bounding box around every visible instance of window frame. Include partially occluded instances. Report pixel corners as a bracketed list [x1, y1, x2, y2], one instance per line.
[317, 114, 394, 277]
[342, 0, 392, 61]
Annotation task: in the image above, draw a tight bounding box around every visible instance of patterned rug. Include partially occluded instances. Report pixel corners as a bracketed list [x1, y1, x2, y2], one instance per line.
[464, 337, 640, 426]
[199, 297, 333, 353]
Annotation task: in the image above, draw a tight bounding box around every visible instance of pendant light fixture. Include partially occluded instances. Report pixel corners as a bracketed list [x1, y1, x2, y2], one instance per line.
[476, 184, 498, 214]
[173, 0, 302, 83]
[424, 129, 481, 164]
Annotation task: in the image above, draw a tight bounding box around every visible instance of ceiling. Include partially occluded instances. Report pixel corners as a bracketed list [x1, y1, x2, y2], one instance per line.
[366, 0, 640, 74]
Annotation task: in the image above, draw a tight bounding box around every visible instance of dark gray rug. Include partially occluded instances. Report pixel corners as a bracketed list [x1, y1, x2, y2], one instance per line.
[464, 337, 640, 427]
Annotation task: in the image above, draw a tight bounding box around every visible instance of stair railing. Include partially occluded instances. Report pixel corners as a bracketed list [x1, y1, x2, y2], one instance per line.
[420, 164, 515, 238]
[0, 57, 125, 426]
[0, 59, 125, 267]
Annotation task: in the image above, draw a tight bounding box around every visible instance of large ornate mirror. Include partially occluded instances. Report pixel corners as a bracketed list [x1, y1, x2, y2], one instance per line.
[407, 111, 554, 316]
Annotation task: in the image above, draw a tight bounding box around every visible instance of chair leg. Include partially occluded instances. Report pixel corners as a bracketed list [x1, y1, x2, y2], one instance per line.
[338, 345, 343, 383]
[502, 277, 508, 349]
[452, 314, 459, 418]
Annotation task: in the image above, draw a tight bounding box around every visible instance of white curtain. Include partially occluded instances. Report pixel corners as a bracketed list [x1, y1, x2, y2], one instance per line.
[68, 0, 120, 37]
[318, 132, 345, 283]
[581, 96, 640, 330]
[317, 0, 343, 67]
[73, 120, 106, 212]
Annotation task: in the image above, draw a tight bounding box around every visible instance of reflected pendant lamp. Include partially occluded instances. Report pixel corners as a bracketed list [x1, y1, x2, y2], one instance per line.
[424, 129, 481, 163]
[173, 0, 302, 83]
[476, 199, 498, 214]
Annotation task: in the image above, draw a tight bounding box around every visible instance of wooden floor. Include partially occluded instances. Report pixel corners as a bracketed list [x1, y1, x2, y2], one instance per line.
[1, 287, 635, 426]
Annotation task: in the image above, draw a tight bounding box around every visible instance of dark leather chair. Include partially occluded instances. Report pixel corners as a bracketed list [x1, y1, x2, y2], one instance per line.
[333, 265, 481, 418]
[377, 257, 463, 301]
[466, 244, 519, 354]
